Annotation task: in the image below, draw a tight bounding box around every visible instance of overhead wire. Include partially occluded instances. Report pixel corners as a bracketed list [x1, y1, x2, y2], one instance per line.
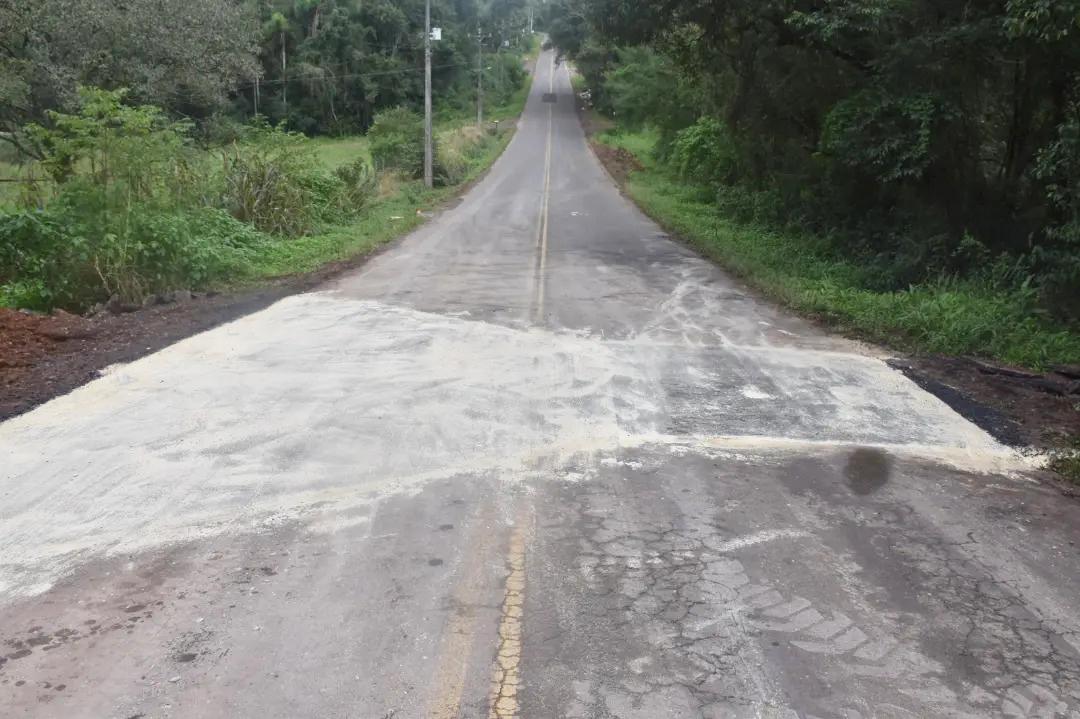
[228, 61, 475, 93]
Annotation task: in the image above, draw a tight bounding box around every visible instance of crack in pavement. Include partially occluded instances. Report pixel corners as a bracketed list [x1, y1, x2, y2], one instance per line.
[528, 452, 1080, 719]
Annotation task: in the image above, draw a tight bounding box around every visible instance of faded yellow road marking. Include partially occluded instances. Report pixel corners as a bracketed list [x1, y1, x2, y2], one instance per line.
[488, 511, 531, 719]
[531, 56, 556, 323]
[427, 506, 498, 719]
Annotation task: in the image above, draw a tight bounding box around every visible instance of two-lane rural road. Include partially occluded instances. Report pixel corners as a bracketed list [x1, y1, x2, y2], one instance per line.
[3, 49, 1080, 719]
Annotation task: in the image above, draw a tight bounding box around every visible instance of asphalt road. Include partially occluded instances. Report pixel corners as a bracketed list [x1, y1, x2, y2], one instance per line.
[2, 50, 1080, 719]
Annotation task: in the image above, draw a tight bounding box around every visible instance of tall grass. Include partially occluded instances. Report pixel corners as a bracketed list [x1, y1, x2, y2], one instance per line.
[243, 123, 515, 279]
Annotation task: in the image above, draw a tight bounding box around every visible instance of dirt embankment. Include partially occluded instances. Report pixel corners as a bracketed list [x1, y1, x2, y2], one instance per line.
[1, 293, 281, 421]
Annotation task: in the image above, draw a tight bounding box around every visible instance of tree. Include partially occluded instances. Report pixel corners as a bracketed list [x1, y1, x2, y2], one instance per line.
[548, 0, 1080, 313]
[0, 0, 259, 156]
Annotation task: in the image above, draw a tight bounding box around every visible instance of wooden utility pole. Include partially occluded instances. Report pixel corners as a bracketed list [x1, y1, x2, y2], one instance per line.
[423, 0, 434, 188]
[476, 24, 484, 128]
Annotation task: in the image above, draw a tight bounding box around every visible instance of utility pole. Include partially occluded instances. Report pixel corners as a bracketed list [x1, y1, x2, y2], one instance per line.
[423, 0, 434, 188]
[476, 23, 484, 128]
[497, 31, 504, 98]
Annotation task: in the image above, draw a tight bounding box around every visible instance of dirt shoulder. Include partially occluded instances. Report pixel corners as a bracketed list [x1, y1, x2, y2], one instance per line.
[575, 97, 1080, 467]
[0, 253, 365, 422]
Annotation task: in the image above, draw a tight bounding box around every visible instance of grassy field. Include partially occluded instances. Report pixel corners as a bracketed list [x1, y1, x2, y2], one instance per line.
[595, 129, 1080, 370]
[311, 136, 372, 171]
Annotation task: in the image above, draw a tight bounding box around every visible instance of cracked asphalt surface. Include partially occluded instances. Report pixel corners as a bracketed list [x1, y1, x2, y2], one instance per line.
[2, 50, 1080, 718]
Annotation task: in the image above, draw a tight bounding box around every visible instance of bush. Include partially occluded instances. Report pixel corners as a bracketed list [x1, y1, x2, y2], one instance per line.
[0, 204, 266, 310]
[81, 207, 262, 303]
[671, 117, 742, 188]
[219, 124, 328, 236]
[3, 87, 380, 311]
[0, 209, 92, 309]
[332, 157, 378, 212]
[485, 53, 528, 109]
[27, 87, 197, 201]
[821, 91, 954, 184]
[435, 126, 488, 185]
[199, 113, 251, 146]
[1, 89, 282, 309]
[1032, 110, 1080, 319]
[368, 107, 425, 177]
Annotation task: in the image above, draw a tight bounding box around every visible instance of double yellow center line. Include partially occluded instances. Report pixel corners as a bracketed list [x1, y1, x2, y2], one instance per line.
[530, 55, 557, 324]
[431, 56, 555, 719]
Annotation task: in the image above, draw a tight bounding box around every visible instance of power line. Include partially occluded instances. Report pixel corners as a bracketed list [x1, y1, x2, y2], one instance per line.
[228, 61, 473, 93]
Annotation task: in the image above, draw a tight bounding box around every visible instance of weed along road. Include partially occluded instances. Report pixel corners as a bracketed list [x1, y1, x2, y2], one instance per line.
[3, 48, 1080, 719]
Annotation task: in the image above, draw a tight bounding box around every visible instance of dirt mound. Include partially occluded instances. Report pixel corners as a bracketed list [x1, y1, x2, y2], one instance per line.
[590, 143, 643, 185]
[0, 309, 99, 370]
[0, 294, 286, 420]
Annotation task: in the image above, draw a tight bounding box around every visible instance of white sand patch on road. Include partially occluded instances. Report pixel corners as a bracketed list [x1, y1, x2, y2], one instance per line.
[0, 294, 660, 600]
[0, 292, 1025, 600]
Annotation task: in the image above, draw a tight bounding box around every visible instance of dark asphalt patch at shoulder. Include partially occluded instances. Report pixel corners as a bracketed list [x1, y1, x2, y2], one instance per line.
[886, 359, 1025, 446]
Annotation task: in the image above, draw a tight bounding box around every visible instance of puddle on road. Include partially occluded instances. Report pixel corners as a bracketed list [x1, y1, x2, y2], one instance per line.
[844, 447, 892, 495]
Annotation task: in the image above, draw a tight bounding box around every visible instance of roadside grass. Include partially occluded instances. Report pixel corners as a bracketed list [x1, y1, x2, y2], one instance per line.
[241, 126, 514, 280]
[1048, 433, 1080, 485]
[0, 125, 515, 307]
[595, 128, 1080, 370]
[1050, 452, 1080, 485]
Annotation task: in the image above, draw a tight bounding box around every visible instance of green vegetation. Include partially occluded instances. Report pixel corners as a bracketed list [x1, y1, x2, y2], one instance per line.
[311, 137, 372, 171]
[546, 0, 1080, 369]
[2, 0, 538, 141]
[1, 85, 521, 313]
[1, 1, 536, 313]
[599, 128, 1080, 368]
[243, 123, 514, 279]
[1049, 436, 1080, 485]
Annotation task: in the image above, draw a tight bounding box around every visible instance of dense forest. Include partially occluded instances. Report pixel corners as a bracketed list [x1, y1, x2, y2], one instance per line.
[1, 0, 533, 143]
[545, 0, 1080, 331]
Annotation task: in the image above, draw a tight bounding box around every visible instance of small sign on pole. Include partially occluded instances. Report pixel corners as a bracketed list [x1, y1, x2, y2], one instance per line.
[430, 27, 442, 41]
